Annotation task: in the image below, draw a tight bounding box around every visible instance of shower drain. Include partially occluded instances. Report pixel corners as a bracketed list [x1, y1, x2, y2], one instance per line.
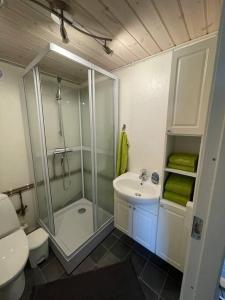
[78, 208, 86, 214]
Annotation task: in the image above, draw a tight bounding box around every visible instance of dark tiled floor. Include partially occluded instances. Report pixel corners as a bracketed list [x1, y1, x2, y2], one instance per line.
[21, 228, 183, 300]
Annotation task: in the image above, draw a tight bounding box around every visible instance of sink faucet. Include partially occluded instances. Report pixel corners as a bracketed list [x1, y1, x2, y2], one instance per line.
[139, 169, 149, 185]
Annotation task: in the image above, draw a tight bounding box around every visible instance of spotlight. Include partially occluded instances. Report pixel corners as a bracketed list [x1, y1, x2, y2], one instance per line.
[103, 41, 113, 55]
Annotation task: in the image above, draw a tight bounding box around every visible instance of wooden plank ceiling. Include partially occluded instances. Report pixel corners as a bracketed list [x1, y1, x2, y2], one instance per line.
[0, 0, 222, 75]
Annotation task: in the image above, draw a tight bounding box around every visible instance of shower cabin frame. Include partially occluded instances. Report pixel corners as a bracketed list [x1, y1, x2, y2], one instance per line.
[22, 43, 119, 272]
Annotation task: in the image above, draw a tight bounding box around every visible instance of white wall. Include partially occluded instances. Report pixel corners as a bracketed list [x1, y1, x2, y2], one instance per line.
[0, 61, 37, 231]
[115, 52, 172, 180]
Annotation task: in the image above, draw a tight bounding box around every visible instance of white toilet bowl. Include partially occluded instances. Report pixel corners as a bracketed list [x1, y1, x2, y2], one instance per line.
[0, 194, 29, 300]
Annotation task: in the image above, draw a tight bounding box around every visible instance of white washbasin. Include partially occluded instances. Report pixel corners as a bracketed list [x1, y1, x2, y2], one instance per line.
[113, 172, 160, 204]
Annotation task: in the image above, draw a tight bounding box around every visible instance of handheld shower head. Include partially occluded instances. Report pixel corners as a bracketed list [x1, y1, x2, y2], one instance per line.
[56, 76, 62, 101]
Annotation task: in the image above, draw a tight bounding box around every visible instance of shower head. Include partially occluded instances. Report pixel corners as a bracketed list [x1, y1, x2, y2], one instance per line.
[56, 76, 62, 101]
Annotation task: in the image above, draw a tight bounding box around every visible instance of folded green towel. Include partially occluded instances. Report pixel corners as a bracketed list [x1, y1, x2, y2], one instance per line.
[168, 153, 198, 170]
[116, 131, 129, 176]
[163, 190, 189, 206]
[165, 174, 195, 197]
[167, 163, 195, 173]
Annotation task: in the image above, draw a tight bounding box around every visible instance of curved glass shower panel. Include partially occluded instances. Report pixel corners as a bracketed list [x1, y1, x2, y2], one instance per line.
[23, 70, 53, 232]
[94, 71, 115, 229]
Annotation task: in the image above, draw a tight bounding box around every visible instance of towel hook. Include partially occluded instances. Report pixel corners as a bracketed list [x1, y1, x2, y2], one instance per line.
[122, 124, 126, 131]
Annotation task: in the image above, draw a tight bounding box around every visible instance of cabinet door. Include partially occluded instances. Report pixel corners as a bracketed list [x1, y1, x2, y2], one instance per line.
[114, 198, 133, 236]
[133, 207, 157, 252]
[156, 202, 187, 271]
[167, 37, 216, 135]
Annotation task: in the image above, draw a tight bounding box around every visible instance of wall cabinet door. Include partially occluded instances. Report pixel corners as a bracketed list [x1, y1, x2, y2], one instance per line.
[167, 37, 216, 135]
[133, 207, 157, 252]
[114, 198, 133, 236]
[156, 201, 187, 271]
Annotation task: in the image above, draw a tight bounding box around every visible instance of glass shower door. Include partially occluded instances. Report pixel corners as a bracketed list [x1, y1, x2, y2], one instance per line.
[23, 69, 55, 234]
[40, 74, 83, 213]
[93, 71, 116, 229]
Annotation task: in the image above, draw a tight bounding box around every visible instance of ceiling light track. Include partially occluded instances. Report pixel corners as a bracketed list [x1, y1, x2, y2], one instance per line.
[28, 0, 113, 54]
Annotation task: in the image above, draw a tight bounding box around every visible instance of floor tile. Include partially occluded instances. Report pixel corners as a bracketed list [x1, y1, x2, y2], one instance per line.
[161, 276, 181, 300]
[72, 256, 97, 276]
[140, 280, 159, 300]
[120, 234, 134, 247]
[112, 228, 124, 238]
[60, 273, 71, 279]
[110, 240, 131, 260]
[102, 233, 118, 249]
[142, 261, 167, 294]
[133, 241, 150, 258]
[148, 252, 170, 272]
[41, 257, 65, 282]
[90, 244, 107, 263]
[167, 265, 183, 282]
[129, 251, 147, 276]
[21, 267, 46, 299]
[97, 251, 120, 268]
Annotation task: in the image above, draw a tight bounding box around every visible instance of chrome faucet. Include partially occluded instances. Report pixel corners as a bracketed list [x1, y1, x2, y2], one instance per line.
[139, 169, 149, 185]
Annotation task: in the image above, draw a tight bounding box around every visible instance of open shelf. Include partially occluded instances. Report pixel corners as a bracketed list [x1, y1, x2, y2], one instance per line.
[161, 198, 187, 211]
[166, 131, 203, 137]
[164, 167, 197, 178]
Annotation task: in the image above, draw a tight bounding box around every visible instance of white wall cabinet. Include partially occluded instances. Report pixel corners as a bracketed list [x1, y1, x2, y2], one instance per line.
[156, 199, 188, 271]
[114, 196, 158, 252]
[167, 36, 216, 135]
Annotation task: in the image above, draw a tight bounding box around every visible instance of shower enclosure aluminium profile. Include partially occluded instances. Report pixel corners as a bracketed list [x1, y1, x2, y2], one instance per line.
[32, 66, 55, 235]
[88, 69, 97, 231]
[78, 89, 85, 199]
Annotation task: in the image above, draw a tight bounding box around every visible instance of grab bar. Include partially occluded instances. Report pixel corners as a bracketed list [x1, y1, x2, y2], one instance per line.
[3, 183, 34, 197]
[2, 183, 34, 216]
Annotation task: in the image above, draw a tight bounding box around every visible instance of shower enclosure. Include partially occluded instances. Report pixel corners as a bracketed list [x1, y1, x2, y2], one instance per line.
[22, 44, 118, 272]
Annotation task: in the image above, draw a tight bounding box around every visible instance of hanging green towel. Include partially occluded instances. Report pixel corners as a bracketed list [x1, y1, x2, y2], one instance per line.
[163, 190, 189, 206]
[168, 153, 198, 170]
[165, 174, 195, 197]
[167, 163, 195, 173]
[116, 131, 128, 176]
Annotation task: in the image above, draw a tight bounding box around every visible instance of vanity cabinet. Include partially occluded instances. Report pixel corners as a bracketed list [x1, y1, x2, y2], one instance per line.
[167, 36, 216, 135]
[114, 196, 158, 252]
[114, 197, 133, 236]
[156, 199, 188, 271]
[133, 206, 157, 251]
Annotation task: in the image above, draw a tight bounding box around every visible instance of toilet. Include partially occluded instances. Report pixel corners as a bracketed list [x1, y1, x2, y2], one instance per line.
[0, 194, 29, 300]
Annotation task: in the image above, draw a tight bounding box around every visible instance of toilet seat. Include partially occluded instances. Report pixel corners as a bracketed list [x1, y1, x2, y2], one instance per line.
[0, 229, 29, 288]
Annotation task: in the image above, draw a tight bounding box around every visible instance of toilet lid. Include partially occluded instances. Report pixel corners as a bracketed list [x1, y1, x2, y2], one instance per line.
[0, 229, 29, 288]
